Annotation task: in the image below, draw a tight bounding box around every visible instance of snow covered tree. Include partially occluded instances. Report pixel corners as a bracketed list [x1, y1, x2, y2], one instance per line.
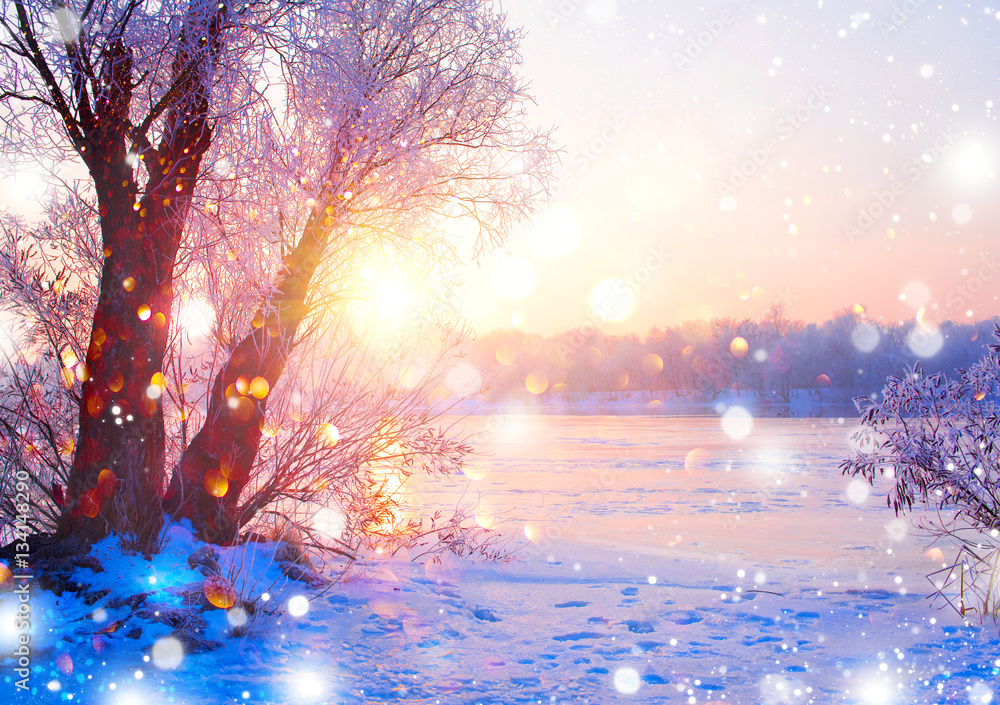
[0, 0, 551, 551]
[842, 327, 1000, 549]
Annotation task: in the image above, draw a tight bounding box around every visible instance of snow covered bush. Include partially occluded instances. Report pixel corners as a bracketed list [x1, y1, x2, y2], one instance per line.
[842, 326, 1000, 620]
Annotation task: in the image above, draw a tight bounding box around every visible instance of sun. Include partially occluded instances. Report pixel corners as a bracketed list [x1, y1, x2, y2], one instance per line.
[374, 278, 412, 318]
[351, 260, 420, 325]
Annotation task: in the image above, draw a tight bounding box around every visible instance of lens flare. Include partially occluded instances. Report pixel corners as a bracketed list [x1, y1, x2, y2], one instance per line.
[525, 370, 549, 395]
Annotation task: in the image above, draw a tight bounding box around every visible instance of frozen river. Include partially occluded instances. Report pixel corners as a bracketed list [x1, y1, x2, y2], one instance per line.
[418, 414, 926, 581]
[388, 414, 1000, 704]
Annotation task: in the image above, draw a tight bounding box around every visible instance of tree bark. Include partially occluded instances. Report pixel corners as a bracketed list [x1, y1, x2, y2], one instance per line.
[55, 2, 227, 551]
[166, 211, 333, 543]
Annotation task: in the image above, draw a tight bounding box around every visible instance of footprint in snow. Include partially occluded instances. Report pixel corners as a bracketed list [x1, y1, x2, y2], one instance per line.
[621, 587, 639, 596]
[624, 620, 655, 633]
[553, 631, 605, 641]
[472, 606, 502, 622]
[554, 600, 590, 608]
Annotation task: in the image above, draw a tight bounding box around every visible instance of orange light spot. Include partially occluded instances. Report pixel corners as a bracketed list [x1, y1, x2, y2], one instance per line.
[235, 375, 250, 396]
[730, 336, 749, 359]
[76, 364, 90, 383]
[204, 469, 229, 498]
[0, 562, 11, 585]
[204, 574, 237, 609]
[97, 620, 120, 634]
[319, 423, 340, 446]
[260, 419, 280, 438]
[496, 341, 518, 366]
[108, 372, 124, 393]
[525, 371, 548, 395]
[86, 393, 105, 418]
[137, 304, 151, 321]
[684, 448, 708, 475]
[251, 313, 264, 329]
[229, 396, 255, 422]
[642, 353, 664, 376]
[975, 389, 986, 401]
[97, 469, 117, 498]
[152, 312, 166, 329]
[92, 328, 107, 347]
[80, 489, 101, 518]
[123, 277, 136, 292]
[924, 547, 945, 563]
[475, 506, 496, 529]
[249, 376, 270, 399]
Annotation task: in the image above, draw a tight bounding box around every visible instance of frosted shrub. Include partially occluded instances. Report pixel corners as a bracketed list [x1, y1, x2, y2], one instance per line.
[842, 326, 1000, 620]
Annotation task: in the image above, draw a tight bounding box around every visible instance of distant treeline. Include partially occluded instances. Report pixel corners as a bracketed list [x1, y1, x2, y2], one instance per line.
[463, 305, 998, 404]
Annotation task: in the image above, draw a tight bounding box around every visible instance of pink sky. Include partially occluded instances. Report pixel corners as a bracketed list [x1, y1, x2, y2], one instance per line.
[458, 0, 1000, 335]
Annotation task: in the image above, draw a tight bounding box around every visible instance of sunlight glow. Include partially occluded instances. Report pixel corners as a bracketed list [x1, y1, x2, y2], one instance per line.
[524, 207, 580, 260]
[177, 298, 215, 340]
[860, 679, 893, 704]
[313, 506, 346, 542]
[319, 423, 340, 446]
[288, 669, 326, 702]
[374, 278, 412, 317]
[492, 256, 536, 301]
[589, 278, 636, 323]
[948, 142, 993, 188]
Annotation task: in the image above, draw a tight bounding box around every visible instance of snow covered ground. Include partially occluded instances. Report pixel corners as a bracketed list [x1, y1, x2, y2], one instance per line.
[4, 415, 1000, 704]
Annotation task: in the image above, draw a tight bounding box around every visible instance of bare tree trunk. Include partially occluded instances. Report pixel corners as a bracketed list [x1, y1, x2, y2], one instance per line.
[166, 214, 331, 542]
[55, 3, 226, 551]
